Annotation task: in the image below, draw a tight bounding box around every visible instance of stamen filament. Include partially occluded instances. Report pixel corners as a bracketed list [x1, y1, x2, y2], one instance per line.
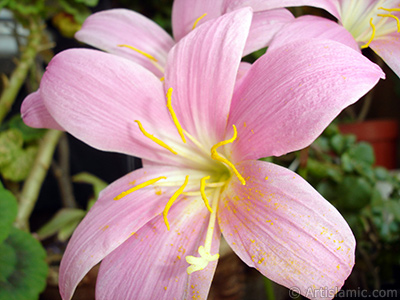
[163, 175, 189, 231]
[377, 14, 400, 32]
[200, 176, 213, 213]
[166, 88, 186, 143]
[134, 120, 177, 155]
[361, 18, 376, 49]
[192, 13, 207, 30]
[182, 129, 209, 155]
[114, 176, 167, 200]
[378, 6, 400, 12]
[211, 125, 246, 185]
[118, 44, 158, 62]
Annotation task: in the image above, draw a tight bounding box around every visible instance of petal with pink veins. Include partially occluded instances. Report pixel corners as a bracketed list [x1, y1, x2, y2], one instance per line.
[227, 39, 384, 161]
[165, 8, 252, 147]
[242, 9, 295, 56]
[75, 9, 174, 77]
[40, 48, 183, 165]
[20, 90, 63, 131]
[268, 15, 359, 52]
[172, 0, 225, 42]
[218, 160, 355, 300]
[371, 33, 400, 78]
[59, 166, 200, 300]
[96, 195, 220, 300]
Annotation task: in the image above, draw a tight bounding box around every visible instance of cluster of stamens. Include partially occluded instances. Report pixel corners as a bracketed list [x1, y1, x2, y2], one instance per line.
[112, 15, 246, 274]
[361, 5, 400, 49]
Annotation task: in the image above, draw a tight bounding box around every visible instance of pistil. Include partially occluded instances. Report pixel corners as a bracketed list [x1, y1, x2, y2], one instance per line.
[185, 179, 223, 274]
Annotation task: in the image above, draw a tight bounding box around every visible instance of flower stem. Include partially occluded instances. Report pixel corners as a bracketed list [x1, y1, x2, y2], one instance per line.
[15, 129, 62, 231]
[0, 16, 42, 124]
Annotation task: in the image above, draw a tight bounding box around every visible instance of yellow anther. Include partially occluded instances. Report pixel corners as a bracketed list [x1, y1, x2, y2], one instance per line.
[361, 18, 376, 49]
[118, 44, 158, 62]
[200, 176, 213, 213]
[114, 176, 167, 200]
[211, 125, 246, 185]
[377, 14, 400, 32]
[163, 175, 189, 231]
[134, 120, 177, 155]
[378, 6, 400, 12]
[166, 88, 186, 143]
[192, 13, 207, 30]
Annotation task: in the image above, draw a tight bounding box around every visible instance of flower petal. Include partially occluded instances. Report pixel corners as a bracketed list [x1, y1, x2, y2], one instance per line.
[75, 9, 174, 77]
[165, 8, 252, 147]
[40, 48, 184, 165]
[96, 195, 220, 300]
[172, 0, 225, 42]
[240, 0, 341, 19]
[228, 39, 384, 161]
[242, 9, 294, 56]
[371, 33, 400, 78]
[268, 15, 359, 52]
[59, 166, 194, 300]
[20, 90, 63, 130]
[218, 160, 355, 299]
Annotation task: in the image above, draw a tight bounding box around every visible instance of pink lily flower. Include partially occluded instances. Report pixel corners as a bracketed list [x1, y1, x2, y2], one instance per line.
[257, 0, 400, 77]
[21, 9, 385, 300]
[74, 0, 295, 78]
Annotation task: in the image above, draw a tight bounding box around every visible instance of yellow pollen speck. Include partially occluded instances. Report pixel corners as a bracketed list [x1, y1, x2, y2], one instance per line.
[164, 286, 167, 291]
[337, 246, 341, 251]
[258, 257, 265, 264]
[250, 239, 255, 243]
[264, 176, 268, 180]
[177, 255, 181, 260]
[100, 225, 109, 231]
[337, 265, 340, 270]
[243, 122, 247, 128]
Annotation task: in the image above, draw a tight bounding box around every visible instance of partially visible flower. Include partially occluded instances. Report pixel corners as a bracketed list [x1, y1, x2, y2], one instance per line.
[74, 0, 295, 78]
[22, 9, 384, 300]
[259, 0, 400, 77]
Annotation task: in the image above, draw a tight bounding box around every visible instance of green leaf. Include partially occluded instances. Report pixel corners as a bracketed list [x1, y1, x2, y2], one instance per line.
[5, 0, 45, 15]
[0, 227, 48, 300]
[57, 218, 82, 241]
[73, 0, 99, 6]
[58, 0, 92, 24]
[0, 187, 18, 244]
[7, 115, 46, 143]
[0, 129, 23, 167]
[330, 134, 346, 154]
[1, 146, 37, 181]
[348, 142, 375, 166]
[337, 176, 372, 210]
[36, 208, 86, 240]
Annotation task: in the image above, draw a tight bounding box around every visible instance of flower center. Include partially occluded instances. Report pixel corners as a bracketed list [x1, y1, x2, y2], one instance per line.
[341, 1, 400, 49]
[113, 87, 245, 274]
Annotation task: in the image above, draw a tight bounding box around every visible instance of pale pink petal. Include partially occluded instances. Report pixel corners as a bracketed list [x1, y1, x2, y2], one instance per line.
[268, 15, 359, 52]
[75, 9, 174, 77]
[40, 48, 184, 165]
[96, 196, 220, 300]
[59, 166, 195, 300]
[243, 9, 294, 55]
[218, 160, 355, 300]
[236, 62, 252, 82]
[371, 33, 400, 78]
[227, 39, 384, 161]
[227, 0, 341, 19]
[165, 8, 252, 147]
[172, 0, 225, 42]
[20, 90, 63, 130]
